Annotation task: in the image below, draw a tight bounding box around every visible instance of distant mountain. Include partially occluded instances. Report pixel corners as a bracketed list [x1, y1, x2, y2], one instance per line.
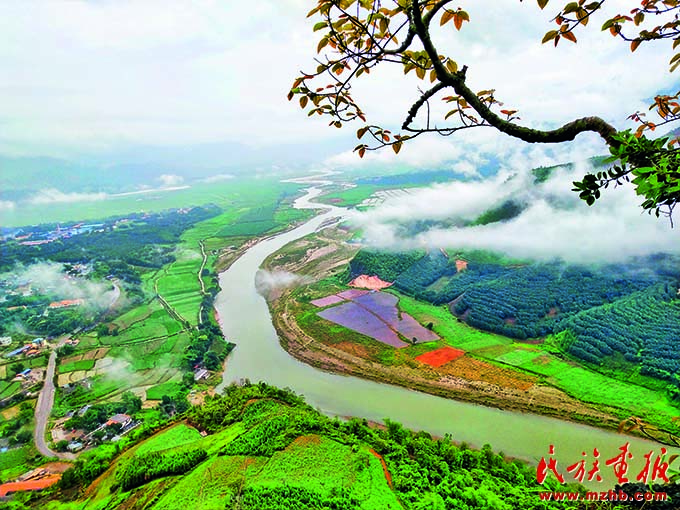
[0, 138, 351, 200]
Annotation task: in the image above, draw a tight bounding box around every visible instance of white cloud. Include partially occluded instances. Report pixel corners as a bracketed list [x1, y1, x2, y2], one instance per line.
[158, 174, 184, 187]
[2, 262, 118, 310]
[0, 0, 674, 157]
[27, 189, 107, 205]
[0, 200, 16, 211]
[200, 173, 234, 183]
[352, 163, 679, 262]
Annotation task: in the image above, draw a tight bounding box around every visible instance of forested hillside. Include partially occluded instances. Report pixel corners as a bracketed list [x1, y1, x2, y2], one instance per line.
[20, 383, 643, 510]
[347, 250, 680, 387]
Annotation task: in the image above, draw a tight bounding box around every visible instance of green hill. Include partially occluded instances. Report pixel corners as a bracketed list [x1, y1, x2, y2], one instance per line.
[16, 383, 592, 510]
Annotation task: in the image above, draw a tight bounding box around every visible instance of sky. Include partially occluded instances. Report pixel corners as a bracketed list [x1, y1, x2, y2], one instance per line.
[0, 0, 676, 164]
[0, 1, 677, 258]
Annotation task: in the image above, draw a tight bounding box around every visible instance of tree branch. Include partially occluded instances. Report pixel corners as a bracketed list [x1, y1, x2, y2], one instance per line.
[411, 0, 618, 145]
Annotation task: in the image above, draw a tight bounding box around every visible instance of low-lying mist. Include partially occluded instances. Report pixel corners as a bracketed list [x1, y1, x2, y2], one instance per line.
[2, 261, 119, 309]
[349, 161, 679, 263]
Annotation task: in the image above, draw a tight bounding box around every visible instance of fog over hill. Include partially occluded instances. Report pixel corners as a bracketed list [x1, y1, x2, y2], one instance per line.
[351, 160, 680, 263]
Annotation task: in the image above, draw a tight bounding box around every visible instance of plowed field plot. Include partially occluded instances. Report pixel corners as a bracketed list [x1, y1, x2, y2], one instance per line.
[415, 346, 465, 367]
[311, 295, 346, 308]
[438, 357, 536, 391]
[353, 293, 439, 342]
[318, 302, 407, 348]
[316, 291, 439, 347]
[337, 289, 369, 300]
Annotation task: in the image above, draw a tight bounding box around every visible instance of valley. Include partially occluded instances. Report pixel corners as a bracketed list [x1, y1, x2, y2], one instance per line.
[1, 173, 679, 509]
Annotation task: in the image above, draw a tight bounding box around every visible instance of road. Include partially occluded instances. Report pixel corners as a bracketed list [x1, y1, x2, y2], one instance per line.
[33, 349, 75, 461]
[108, 281, 121, 309]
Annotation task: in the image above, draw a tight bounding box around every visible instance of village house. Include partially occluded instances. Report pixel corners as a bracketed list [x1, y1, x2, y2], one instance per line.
[106, 413, 132, 428]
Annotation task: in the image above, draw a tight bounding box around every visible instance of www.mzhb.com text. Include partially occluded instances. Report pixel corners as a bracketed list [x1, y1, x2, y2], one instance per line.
[538, 490, 667, 502]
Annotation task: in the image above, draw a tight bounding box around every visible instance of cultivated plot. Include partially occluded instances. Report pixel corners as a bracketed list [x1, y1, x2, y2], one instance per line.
[415, 346, 465, 367]
[316, 291, 439, 348]
[318, 302, 407, 348]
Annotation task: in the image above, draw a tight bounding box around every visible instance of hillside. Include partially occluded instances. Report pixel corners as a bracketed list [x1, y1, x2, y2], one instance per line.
[10, 383, 613, 510]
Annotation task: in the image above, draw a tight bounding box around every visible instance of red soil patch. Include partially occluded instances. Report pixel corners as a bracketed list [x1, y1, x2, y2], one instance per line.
[415, 346, 465, 367]
[37, 462, 72, 474]
[455, 259, 468, 272]
[348, 274, 393, 290]
[0, 475, 61, 497]
[369, 449, 393, 489]
[243, 457, 258, 469]
[532, 354, 552, 365]
[504, 317, 517, 325]
[546, 307, 560, 318]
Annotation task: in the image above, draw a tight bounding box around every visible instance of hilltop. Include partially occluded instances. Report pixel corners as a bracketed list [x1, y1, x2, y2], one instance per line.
[4, 382, 647, 510]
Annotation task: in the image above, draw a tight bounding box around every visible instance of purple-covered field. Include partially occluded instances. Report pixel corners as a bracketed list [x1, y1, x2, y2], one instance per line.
[353, 293, 439, 342]
[318, 302, 408, 348]
[396, 314, 440, 342]
[310, 295, 346, 308]
[354, 292, 398, 320]
[314, 290, 439, 347]
[337, 289, 369, 300]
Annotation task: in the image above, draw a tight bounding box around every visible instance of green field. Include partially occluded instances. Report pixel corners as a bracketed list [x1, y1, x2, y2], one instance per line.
[0, 381, 21, 399]
[111, 303, 158, 330]
[0, 445, 34, 481]
[145, 381, 184, 401]
[318, 185, 381, 207]
[394, 292, 513, 350]
[58, 359, 96, 374]
[2, 176, 304, 228]
[394, 291, 679, 428]
[252, 435, 399, 510]
[152, 455, 268, 510]
[156, 255, 203, 326]
[133, 424, 203, 457]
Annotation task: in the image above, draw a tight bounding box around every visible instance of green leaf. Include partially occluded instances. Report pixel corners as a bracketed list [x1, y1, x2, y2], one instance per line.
[542, 30, 558, 44]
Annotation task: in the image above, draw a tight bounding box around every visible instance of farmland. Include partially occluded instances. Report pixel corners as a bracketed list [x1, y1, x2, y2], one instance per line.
[34, 174, 315, 444]
[316, 290, 439, 348]
[396, 292, 680, 430]
[347, 248, 680, 399]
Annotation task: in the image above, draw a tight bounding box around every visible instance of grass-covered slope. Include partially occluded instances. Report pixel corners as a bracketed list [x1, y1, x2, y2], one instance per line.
[28, 383, 598, 510]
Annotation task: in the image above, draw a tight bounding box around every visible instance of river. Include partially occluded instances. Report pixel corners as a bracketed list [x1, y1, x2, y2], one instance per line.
[215, 185, 672, 488]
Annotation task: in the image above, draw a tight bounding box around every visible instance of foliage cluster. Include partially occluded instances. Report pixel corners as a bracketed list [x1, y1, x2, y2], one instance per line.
[189, 382, 590, 509]
[291, 0, 680, 215]
[0, 402, 34, 447]
[115, 448, 207, 492]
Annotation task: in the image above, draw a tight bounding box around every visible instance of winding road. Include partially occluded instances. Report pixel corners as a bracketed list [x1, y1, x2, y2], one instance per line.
[33, 349, 75, 461]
